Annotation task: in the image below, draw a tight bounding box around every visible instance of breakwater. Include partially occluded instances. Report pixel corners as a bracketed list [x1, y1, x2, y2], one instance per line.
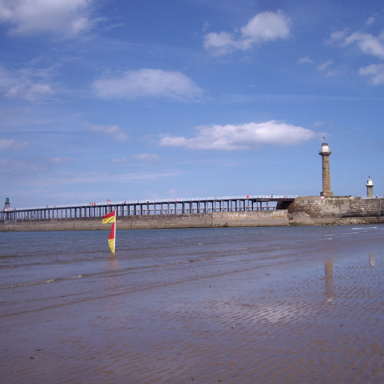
[1, 196, 383, 232]
[289, 196, 383, 225]
[0, 210, 289, 232]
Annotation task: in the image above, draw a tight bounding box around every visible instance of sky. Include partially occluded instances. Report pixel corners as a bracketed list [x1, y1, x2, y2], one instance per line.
[1, 0, 383, 208]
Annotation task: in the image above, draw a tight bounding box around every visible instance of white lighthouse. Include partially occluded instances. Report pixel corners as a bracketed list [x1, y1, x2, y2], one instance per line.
[366, 176, 374, 198]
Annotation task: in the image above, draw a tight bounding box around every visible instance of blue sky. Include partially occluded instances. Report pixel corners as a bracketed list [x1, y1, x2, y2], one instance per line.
[1, 0, 383, 208]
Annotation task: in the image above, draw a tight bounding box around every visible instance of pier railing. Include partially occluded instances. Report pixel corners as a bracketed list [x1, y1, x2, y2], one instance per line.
[1, 195, 296, 221]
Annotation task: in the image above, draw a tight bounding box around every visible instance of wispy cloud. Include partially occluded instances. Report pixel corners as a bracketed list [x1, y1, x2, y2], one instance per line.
[344, 32, 384, 58]
[317, 59, 339, 77]
[47, 157, 74, 163]
[0, 139, 27, 150]
[359, 64, 384, 85]
[113, 153, 161, 163]
[0, 66, 15, 88]
[327, 29, 348, 44]
[40, 170, 184, 185]
[317, 59, 333, 72]
[0, 158, 46, 174]
[90, 125, 129, 141]
[328, 29, 384, 58]
[159, 120, 317, 151]
[0, 0, 94, 36]
[92, 68, 203, 101]
[328, 28, 384, 84]
[204, 11, 290, 55]
[297, 57, 314, 64]
[6, 82, 54, 100]
[0, 64, 57, 101]
[0, 158, 182, 186]
[365, 16, 375, 27]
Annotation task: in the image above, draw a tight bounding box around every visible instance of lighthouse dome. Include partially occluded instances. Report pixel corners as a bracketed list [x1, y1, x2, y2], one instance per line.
[319, 139, 331, 155]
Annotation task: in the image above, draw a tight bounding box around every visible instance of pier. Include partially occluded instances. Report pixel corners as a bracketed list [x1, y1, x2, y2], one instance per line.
[1, 195, 295, 221]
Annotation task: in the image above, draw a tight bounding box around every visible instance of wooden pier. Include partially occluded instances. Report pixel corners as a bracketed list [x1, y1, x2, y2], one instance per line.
[1, 195, 295, 221]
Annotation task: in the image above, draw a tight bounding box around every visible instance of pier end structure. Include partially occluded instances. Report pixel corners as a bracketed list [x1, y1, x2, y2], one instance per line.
[366, 177, 374, 198]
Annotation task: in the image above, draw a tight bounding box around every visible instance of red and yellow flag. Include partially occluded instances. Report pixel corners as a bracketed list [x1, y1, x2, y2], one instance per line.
[102, 211, 116, 253]
[102, 211, 116, 224]
[108, 222, 116, 254]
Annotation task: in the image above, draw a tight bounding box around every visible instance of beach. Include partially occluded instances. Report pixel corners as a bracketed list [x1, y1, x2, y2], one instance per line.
[1, 226, 384, 383]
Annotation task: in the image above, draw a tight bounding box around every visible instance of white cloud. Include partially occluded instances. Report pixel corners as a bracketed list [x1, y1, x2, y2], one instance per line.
[202, 20, 210, 33]
[0, 139, 27, 150]
[317, 59, 333, 72]
[6, 82, 54, 100]
[0, 66, 15, 88]
[90, 125, 129, 141]
[92, 68, 203, 101]
[317, 59, 338, 77]
[130, 153, 161, 162]
[0, 64, 57, 101]
[344, 32, 384, 58]
[55, 170, 183, 184]
[241, 11, 290, 42]
[0, 0, 93, 36]
[327, 30, 347, 44]
[297, 57, 314, 64]
[0, 161, 182, 184]
[365, 16, 375, 27]
[329, 29, 384, 58]
[112, 153, 161, 163]
[48, 157, 74, 163]
[0, 158, 44, 174]
[359, 64, 384, 85]
[204, 31, 237, 55]
[327, 29, 384, 84]
[204, 11, 290, 55]
[0, 158, 26, 172]
[159, 120, 316, 150]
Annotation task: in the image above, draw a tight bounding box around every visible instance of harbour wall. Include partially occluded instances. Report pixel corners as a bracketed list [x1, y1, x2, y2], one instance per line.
[1, 197, 383, 231]
[289, 196, 383, 225]
[0, 210, 289, 232]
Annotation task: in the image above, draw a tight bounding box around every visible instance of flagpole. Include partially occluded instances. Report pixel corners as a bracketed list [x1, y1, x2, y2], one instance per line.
[114, 210, 116, 253]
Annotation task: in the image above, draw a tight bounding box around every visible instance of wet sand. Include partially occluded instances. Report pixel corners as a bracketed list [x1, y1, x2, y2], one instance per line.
[1, 227, 384, 383]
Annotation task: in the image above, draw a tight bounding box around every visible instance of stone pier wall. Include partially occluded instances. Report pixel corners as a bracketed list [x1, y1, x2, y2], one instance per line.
[289, 196, 383, 225]
[2, 197, 383, 231]
[0, 210, 289, 232]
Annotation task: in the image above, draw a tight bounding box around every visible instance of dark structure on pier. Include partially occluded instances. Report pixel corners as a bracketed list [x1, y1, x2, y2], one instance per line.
[1, 195, 295, 221]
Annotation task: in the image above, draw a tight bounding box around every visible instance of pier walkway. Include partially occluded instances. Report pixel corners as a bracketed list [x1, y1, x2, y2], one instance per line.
[1, 195, 295, 221]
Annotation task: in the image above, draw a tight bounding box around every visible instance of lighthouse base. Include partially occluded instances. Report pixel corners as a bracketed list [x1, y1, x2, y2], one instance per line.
[320, 191, 334, 197]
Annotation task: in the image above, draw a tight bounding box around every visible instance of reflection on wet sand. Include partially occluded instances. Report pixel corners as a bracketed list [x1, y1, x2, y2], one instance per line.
[109, 256, 118, 270]
[324, 261, 334, 303]
[369, 251, 376, 267]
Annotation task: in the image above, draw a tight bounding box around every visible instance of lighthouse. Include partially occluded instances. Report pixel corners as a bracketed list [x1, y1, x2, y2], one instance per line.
[366, 176, 374, 198]
[319, 139, 333, 197]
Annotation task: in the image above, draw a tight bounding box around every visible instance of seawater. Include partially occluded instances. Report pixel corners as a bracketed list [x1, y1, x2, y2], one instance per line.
[1, 225, 383, 317]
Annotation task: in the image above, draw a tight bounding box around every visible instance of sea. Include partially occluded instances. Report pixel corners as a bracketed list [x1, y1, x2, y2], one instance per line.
[1, 225, 384, 383]
[1, 225, 383, 301]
